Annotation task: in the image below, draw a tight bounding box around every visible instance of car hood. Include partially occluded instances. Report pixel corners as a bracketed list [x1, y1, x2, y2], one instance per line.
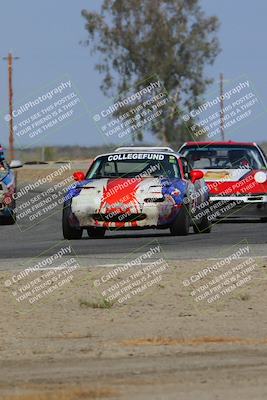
[68, 177, 187, 204]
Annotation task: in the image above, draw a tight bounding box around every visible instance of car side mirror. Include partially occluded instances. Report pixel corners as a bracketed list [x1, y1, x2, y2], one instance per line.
[190, 170, 204, 183]
[10, 160, 23, 169]
[73, 171, 86, 181]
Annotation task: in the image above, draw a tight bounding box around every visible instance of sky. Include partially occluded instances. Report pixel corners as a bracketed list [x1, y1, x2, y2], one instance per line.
[0, 0, 266, 149]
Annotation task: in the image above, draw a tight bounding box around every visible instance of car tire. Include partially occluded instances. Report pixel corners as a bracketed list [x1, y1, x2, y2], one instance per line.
[170, 206, 190, 236]
[193, 215, 212, 234]
[62, 202, 82, 240]
[1, 202, 16, 225]
[1, 213, 16, 225]
[87, 227, 106, 238]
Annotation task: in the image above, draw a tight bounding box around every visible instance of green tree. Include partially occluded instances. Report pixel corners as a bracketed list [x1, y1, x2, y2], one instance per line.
[44, 146, 55, 161]
[81, 0, 220, 145]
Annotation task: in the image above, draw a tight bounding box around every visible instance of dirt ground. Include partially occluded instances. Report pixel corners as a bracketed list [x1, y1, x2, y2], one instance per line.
[1, 256, 267, 400]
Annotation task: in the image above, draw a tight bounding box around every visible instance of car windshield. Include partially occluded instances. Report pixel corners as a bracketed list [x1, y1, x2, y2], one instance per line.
[181, 146, 266, 170]
[87, 153, 181, 179]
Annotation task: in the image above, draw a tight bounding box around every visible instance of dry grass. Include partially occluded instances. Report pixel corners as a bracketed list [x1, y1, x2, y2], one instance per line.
[121, 336, 267, 346]
[1, 386, 119, 400]
[79, 299, 114, 309]
[16, 168, 74, 185]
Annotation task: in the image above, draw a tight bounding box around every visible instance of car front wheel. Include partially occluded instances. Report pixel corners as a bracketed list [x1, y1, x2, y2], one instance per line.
[0, 203, 16, 225]
[193, 215, 212, 234]
[1, 213, 16, 225]
[170, 206, 190, 236]
[62, 203, 82, 240]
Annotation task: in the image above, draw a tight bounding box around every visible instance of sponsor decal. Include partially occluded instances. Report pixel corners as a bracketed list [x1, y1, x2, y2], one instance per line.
[203, 168, 251, 182]
[107, 153, 165, 161]
[203, 170, 230, 181]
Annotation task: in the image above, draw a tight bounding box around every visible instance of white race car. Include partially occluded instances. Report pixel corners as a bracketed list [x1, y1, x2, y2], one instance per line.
[62, 147, 211, 239]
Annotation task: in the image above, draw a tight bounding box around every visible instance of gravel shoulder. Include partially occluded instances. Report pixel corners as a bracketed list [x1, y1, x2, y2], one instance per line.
[1, 258, 267, 399]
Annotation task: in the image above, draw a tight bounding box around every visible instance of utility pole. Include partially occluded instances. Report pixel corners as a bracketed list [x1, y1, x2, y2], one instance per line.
[220, 73, 225, 141]
[3, 52, 19, 161]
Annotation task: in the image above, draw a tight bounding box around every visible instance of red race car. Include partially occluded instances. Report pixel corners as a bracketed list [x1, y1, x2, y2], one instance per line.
[179, 141, 267, 222]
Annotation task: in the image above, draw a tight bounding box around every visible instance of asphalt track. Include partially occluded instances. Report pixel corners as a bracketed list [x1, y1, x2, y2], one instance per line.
[0, 193, 266, 268]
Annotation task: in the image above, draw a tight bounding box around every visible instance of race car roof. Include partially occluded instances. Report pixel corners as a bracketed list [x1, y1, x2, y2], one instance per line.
[183, 141, 257, 147]
[115, 146, 175, 153]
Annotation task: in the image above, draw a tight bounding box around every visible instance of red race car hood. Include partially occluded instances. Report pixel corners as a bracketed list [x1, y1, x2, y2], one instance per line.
[75, 177, 165, 211]
[199, 169, 267, 195]
[98, 177, 164, 209]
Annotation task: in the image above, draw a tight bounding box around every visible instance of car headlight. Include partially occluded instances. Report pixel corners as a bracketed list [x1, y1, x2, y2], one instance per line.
[254, 171, 267, 184]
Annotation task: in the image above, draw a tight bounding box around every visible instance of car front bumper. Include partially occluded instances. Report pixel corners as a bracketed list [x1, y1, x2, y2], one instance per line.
[209, 195, 267, 220]
[70, 202, 181, 229]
